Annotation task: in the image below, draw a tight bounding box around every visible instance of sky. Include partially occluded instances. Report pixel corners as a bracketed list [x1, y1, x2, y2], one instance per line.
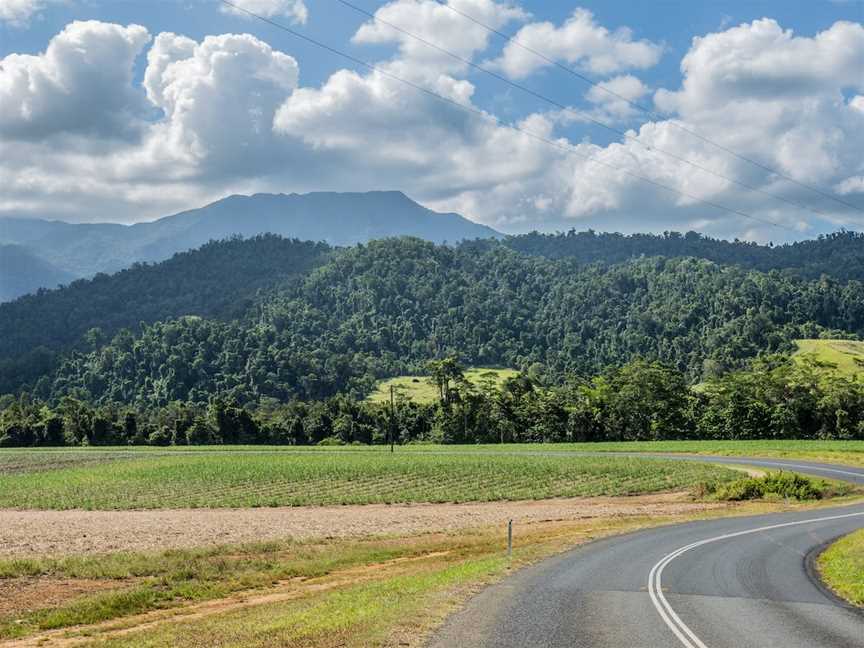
[0, 0, 863, 241]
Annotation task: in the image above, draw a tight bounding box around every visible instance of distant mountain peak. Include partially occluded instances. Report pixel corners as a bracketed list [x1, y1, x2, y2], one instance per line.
[0, 190, 501, 300]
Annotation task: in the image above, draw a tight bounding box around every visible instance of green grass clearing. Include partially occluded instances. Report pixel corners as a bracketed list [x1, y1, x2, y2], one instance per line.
[366, 367, 519, 404]
[818, 529, 864, 607]
[794, 339, 864, 377]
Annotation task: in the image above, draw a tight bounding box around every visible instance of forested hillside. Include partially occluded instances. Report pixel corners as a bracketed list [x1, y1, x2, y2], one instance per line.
[504, 230, 864, 281]
[0, 236, 329, 394]
[5, 236, 864, 407]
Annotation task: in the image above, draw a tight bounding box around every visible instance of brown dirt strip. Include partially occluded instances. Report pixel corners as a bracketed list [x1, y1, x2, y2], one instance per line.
[0, 579, 120, 619]
[0, 492, 728, 558]
[0, 551, 455, 648]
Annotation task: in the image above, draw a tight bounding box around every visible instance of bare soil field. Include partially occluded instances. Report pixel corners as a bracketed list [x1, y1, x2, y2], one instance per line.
[0, 492, 728, 557]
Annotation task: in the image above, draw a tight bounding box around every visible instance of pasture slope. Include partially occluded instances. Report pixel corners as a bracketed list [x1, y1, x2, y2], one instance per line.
[366, 368, 518, 404]
[794, 338, 864, 376]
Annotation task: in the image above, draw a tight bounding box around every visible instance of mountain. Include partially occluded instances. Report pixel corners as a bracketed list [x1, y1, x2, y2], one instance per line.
[0, 245, 74, 302]
[0, 191, 500, 291]
[3, 235, 864, 403]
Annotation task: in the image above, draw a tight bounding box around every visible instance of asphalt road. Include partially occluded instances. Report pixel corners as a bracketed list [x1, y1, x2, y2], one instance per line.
[428, 455, 864, 648]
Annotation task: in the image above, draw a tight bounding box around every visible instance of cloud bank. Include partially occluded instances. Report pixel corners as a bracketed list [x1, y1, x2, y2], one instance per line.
[1, 1, 862, 242]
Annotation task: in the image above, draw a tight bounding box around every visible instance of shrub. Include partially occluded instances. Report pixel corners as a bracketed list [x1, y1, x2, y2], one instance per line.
[711, 471, 825, 501]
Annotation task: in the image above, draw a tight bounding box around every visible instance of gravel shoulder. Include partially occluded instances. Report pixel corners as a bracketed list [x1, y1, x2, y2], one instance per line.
[0, 492, 729, 557]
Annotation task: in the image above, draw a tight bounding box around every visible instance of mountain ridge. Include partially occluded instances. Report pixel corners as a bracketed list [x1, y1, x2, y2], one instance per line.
[0, 191, 500, 295]
[0, 244, 74, 302]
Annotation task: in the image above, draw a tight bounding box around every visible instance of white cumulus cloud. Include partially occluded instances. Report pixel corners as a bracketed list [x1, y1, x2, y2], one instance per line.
[0, 20, 152, 141]
[142, 31, 299, 171]
[220, 0, 308, 25]
[491, 8, 663, 79]
[585, 74, 649, 122]
[0, 0, 56, 26]
[352, 0, 526, 76]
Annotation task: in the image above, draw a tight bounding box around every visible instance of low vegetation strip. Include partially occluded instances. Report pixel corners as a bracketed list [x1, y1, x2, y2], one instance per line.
[0, 503, 806, 647]
[0, 451, 737, 510]
[818, 529, 864, 607]
[696, 472, 849, 501]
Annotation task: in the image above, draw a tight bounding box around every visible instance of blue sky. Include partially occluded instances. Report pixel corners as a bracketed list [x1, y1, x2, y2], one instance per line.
[1, 0, 863, 240]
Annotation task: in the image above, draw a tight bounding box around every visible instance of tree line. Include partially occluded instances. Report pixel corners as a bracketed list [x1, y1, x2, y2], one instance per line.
[4, 355, 863, 447]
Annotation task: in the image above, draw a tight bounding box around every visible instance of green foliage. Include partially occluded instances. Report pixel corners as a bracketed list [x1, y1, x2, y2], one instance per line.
[504, 229, 864, 282]
[5, 355, 864, 448]
[7, 237, 864, 407]
[0, 235, 329, 395]
[708, 471, 828, 501]
[3, 233, 864, 447]
[3, 236, 864, 407]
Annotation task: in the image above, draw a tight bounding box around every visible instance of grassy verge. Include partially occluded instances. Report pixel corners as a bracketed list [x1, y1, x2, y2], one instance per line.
[0, 499, 836, 648]
[818, 529, 864, 607]
[0, 452, 738, 509]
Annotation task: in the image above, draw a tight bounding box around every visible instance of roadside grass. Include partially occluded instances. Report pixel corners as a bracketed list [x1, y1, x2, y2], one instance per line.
[0, 452, 739, 510]
[794, 339, 864, 377]
[366, 367, 518, 404]
[0, 534, 479, 640]
[0, 500, 835, 648]
[818, 529, 864, 607]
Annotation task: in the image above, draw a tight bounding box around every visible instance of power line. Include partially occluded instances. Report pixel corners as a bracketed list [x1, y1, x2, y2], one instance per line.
[333, 0, 831, 221]
[431, 0, 864, 215]
[219, 0, 797, 233]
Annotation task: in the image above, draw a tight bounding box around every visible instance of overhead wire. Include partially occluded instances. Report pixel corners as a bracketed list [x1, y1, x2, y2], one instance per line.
[431, 0, 863, 215]
[220, 0, 800, 233]
[333, 0, 831, 221]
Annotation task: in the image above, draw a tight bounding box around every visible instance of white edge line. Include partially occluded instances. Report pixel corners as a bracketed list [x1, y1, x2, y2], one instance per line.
[648, 511, 864, 647]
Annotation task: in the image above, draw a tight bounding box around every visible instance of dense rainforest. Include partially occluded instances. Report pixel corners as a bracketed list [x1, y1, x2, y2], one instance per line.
[2, 233, 864, 408]
[503, 229, 864, 281]
[3, 355, 864, 447]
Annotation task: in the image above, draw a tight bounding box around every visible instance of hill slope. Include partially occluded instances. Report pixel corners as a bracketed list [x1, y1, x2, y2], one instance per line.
[503, 230, 864, 281]
[5, 236, 864, 404]
[0, 236, 329, 393]
[0, 245, 73, 302]
[794, 339, 864, 376]
[0, 191, 499, 289]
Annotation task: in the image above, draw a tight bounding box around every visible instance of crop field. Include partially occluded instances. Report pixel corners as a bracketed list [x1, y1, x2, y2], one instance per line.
[794, 339, 864, 376]
[0, 450, 134, 475]
[0, 449, 738, 510]
[366, 367, 519, 404]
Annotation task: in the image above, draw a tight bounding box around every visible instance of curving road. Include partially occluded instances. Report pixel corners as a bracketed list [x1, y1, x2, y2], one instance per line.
[428, 455, 864, 648]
